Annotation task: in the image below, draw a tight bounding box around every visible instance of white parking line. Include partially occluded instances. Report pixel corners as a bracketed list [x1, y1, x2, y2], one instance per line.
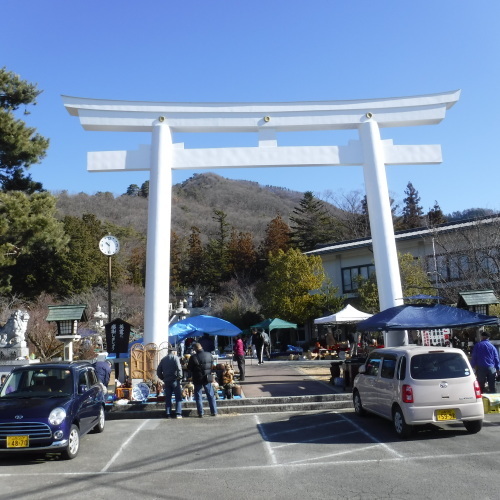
[100, 419, 150, 473]
[336, 412, 404, 458]
[287, 443, 382, 464]
[254, 414, 277, 465]
[261, 410, 403, 461]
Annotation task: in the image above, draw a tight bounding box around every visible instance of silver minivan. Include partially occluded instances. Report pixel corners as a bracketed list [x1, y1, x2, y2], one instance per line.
[352, 345, 484, 438]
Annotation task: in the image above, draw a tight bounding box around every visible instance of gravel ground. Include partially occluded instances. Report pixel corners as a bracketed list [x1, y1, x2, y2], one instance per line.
[297, 364, 333, 383]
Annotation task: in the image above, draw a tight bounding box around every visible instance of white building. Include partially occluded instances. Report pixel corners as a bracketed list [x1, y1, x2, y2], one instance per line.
[306, 215, 500, 303]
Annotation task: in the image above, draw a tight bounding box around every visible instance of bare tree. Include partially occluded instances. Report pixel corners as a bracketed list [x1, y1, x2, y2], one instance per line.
[24, 293, 63, 360]
[430, 216, 500, 301]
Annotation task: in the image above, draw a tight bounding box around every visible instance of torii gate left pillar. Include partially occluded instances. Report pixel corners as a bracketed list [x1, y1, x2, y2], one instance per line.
[63, 91, 460, 347]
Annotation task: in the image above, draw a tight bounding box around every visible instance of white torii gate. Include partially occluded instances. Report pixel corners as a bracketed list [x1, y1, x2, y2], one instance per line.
[63, 90, 460, 347]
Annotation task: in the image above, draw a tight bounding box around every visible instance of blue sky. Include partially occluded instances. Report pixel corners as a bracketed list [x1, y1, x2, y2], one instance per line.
[2, 0, 499, 215]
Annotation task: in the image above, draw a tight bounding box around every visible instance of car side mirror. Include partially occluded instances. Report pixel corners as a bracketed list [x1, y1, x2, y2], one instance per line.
[78, 384, 88, 394]
[358, 365, 366, 374]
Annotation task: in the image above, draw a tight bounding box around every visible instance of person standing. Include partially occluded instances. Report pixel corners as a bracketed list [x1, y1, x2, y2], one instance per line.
[187, 343, 218, 417]
[94, 355, 112, 391]
[157, 347, 184, 418]
[471, 330, 500, 394]
[199, 332, 215, 353]
[261, 329, 271, 361]
[233, 335, 245, 381]
[252, 328, 264, 364]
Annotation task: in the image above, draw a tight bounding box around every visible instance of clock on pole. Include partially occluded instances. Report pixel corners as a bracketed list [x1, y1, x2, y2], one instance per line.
[99, 235, 120, 256]
[99, 235, 120, 321]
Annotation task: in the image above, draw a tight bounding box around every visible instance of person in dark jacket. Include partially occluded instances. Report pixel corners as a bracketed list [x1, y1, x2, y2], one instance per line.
[251, 328, 264, 364]
[187, 343, 218, 417]
[157, 348, 183, 418]
[94, 356, 112, 388]
[199, 332, 215, 353]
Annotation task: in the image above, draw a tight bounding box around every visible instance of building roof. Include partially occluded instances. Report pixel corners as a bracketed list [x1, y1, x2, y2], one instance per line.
[46, 305, 89, 322]
[457, 290, 499, 308]
[305, 214, 500, 256]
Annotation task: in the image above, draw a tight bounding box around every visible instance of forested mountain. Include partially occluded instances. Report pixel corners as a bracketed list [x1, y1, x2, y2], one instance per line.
[55, 173, 331, 242]
[54, 173, 498, 243]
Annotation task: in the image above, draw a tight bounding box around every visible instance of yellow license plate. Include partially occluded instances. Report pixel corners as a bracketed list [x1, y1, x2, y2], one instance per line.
[436, 409, 457, 421]
[6, 435, 29, 448]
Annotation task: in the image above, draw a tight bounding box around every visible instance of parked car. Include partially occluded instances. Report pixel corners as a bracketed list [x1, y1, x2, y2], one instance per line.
[0, 361, 106, 459]
[352, 345, 484, 438]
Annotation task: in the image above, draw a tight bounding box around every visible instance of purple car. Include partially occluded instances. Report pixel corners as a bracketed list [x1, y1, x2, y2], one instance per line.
[0, 362, 106, 459]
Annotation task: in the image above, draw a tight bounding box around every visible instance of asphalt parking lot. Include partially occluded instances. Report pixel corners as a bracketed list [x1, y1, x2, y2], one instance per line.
[1, 410, 500, 500]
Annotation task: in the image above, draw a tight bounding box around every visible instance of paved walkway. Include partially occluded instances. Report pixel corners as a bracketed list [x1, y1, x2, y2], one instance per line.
[237, 359, 344, 398]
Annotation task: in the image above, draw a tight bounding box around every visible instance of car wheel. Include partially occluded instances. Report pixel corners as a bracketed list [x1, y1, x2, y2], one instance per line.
[62, 424, 80, 460]
[464, 419, 482, 434]
[353, 390, 366, 416]
[393, 406, 413, 438]
[92, 406, 105, 433]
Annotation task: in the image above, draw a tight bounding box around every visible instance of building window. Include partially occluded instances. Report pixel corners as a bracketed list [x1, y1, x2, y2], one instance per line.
[428, 253, 473, 282]
[448, 255, 470, 280]
[342, 264, 375, 293]
[477, 250, 499, 274]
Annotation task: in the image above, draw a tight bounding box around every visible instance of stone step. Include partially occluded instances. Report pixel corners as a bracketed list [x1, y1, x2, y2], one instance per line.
[106, 393, 354, 420]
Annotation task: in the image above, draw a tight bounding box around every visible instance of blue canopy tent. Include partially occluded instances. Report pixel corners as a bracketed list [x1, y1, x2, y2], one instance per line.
[357, 303, 499, 332]
[169, 315, 242, 341]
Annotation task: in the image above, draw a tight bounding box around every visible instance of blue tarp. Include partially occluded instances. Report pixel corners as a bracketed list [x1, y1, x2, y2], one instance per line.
[357, 303, 499, 331]
[169, 315, 242, 341]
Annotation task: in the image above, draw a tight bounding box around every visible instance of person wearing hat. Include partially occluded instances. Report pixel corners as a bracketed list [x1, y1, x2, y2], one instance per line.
[471, 330, 500, 394]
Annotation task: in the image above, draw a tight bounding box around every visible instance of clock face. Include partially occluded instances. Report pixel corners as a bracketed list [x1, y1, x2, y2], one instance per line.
[99, 235, 120, 256]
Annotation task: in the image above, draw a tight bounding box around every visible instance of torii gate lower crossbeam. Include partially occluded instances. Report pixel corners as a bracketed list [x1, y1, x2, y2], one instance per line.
[63, 90, 460, 347]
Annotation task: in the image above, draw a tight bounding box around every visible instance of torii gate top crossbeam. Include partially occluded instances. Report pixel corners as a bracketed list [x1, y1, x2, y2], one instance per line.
[62, 90, 460, 133]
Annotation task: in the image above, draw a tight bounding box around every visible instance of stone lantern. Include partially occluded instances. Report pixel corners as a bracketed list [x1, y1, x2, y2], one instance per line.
[46, 304, 88, 361]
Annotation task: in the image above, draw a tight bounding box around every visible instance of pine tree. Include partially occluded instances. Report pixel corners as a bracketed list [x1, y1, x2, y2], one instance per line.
[401, 182, 424, 229]
[170, 230, 184, 290]
[0, 68, 49, 191]
[205, 209, 231, 287]
[139, 181, 149, 198]
[183, 226, 206, 288]
[358, 195, 371, 237]
[427, 201, 447, 226]
[125, 184, 140, 196]
[290, 191, 336, 251]
[0, 192, 68, 296]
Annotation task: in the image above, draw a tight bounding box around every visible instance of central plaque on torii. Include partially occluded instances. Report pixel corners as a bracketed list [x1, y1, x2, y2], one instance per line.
[63, 90, 460, 347]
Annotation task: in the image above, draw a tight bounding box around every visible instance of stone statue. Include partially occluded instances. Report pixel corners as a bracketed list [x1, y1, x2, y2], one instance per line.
[0, 310, 30, 348]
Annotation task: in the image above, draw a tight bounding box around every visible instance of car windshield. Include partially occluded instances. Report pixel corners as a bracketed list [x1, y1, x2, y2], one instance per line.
[0, 367, 74, 398]
[410, 352, 471, 379]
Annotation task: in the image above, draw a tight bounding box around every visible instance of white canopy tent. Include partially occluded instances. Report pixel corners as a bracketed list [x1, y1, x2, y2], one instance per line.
[314, 304, 373, 324]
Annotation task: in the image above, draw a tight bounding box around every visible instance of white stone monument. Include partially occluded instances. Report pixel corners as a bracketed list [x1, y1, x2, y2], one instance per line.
[63, 91, 460, 347]
[0, 309, 30, 360]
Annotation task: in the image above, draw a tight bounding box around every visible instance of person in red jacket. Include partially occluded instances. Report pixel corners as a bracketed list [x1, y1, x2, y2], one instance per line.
[233, 335, 246, 381]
